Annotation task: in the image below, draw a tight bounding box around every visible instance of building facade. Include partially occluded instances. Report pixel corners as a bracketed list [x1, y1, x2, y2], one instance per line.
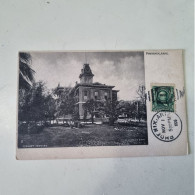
[70, 64, 119, 119]
[57, 63, 119, 120]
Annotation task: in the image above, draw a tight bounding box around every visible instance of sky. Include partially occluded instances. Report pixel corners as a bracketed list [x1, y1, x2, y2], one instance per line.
[29, 51, 145, 101]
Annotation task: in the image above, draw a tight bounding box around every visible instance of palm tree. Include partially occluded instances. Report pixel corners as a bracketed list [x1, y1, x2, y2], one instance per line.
[19, 52, 35, 90]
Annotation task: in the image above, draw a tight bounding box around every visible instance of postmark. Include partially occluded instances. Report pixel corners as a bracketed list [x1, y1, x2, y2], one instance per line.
[151, 85, 175, 112]
[151, 112, 182, 142]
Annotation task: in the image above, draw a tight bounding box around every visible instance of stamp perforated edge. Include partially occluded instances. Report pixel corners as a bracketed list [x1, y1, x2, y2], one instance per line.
[150, 83, 176, 112]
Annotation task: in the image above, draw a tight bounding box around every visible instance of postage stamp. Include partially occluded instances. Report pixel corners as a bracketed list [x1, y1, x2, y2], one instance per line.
[151, 112, 182, 142]
[151, 85, 175, 112]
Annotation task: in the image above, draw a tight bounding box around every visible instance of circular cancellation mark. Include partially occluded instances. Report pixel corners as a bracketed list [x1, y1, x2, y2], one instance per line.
[151, 112, 182, 142]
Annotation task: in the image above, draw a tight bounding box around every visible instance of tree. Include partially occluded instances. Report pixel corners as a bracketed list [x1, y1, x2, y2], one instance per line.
[83, 109, 87, 123]
[83, 99, 95, 123]
[19, 81, 48, 123]
[53, 87, 76, 122]
[44, 94, 57, 124]
[19, 52, 35, 90]
[117, 100, 131, 117]
[137, 101, 147, 121]
[102, 99, 119, 125]
[128, 101, 138, 119]
[82, 99, 103, 123]
[72, 105, 80, 121]
[136, 85, 146, 103]
[117, 100, 146, 121]
[136, 85, 147, 121]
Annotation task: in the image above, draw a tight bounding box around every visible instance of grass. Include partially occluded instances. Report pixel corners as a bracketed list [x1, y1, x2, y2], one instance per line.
[18, 124, 148, 148]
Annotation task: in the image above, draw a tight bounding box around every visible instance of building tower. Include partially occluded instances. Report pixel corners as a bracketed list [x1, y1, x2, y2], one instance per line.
[79, 64, 94, 84]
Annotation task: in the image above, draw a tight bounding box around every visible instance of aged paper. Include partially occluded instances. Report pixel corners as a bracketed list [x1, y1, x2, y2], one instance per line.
[16, 50, 188, 159]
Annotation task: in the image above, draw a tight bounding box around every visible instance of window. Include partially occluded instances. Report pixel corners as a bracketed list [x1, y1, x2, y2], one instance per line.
[105, 92, 108, 100]
[95, 91, 98, 100]
[84, 91, 87, 100]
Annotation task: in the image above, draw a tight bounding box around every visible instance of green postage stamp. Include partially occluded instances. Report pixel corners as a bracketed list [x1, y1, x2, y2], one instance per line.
[151, 85, 175, 112]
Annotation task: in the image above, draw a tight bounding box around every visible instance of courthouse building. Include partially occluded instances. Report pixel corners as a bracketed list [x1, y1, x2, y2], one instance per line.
[58, 63, 119, 119]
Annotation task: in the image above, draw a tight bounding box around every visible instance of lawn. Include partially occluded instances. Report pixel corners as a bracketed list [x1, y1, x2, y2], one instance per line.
[18, 124, 148, 148]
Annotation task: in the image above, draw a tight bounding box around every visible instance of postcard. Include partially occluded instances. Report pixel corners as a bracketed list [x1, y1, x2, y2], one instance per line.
[16, 50, 188, 159]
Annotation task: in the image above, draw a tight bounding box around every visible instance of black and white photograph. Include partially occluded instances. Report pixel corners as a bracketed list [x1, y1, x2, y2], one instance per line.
[18, 51, 148, 148]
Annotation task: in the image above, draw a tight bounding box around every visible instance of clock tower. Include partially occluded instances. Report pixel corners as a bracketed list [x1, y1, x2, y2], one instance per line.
[79, 64, 94, 84]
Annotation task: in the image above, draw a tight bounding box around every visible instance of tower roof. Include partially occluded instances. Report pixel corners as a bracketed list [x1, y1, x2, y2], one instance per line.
[79, 64, 94, 78]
